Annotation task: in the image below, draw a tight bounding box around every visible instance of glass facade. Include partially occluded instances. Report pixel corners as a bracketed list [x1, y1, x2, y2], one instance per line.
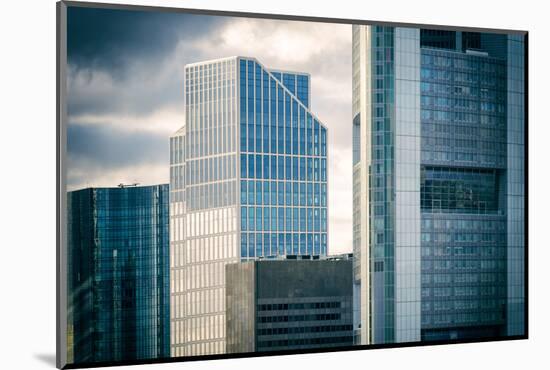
[67, 185, 170, 364]
[170, 57, 239, 358]
[239, 58, 328, 260]
[419, 46, 507, 340]
[170, 56, 328, 357]
[352, 26, 525, 345]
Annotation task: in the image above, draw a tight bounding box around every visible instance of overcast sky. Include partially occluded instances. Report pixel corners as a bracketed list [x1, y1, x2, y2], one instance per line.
[67, 6, 353, 254]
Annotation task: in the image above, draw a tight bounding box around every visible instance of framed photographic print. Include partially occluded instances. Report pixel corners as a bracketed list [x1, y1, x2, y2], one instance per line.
[56, 1, 528, 368]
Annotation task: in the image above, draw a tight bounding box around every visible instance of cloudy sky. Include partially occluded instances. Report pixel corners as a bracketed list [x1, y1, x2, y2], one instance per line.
[67, 6, 353, 254]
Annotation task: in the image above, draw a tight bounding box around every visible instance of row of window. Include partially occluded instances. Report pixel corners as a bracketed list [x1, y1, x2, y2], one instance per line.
[258, 301, 341, 311]
[241, 206, 327, 232]
[421, 259, 506, 271]
[421, 245, 506, 257]
[258, 313, 342, 323]
[422, 311, 503, 326]
[422, 136, 506, 152]
[421, 81, 505, 98]
[422, 286, 505, 298]
[240, 232, 327, 258]
[185, 181, 236, 212]
[240, 122, 326, 157]
[180, 155, 237, 187]
[421, 52, 504, 73]
[421, 272, 505, 285]
[421, 96, 505, 111]
[421, 109, 505, 124]
[240, 154, 327, 182]
[241, 180, 327, 207]
[420, 150, 505, 166]
[257, 324, 352, 336]
[181, 119, 237, 160]
[422, 122, 505, 138]
[421, 218, 505, 231]
[421, 67, 504, 86]
[421, 232, 504, 243]
[257, 336, 353, 349]
[421, 299, 504, 312]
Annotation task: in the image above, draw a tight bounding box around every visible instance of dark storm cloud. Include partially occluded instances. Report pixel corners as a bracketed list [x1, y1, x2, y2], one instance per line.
[67, 6, 225, 78]
[67, 7, 229, 117]
[67, 123, 168, 169]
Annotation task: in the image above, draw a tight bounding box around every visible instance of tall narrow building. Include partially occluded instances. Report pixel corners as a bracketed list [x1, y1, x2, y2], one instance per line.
[352, 26, 525, 345]
[170, 57, 329, 356]
[67, 185, 170, 364]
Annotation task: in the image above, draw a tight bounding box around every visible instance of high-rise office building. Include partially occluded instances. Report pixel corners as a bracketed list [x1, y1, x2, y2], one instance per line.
[170, 57, 328, 356]
[352, 26, 525, 345]
[67, 185, 170, 364]
[226, 256, 353, 354]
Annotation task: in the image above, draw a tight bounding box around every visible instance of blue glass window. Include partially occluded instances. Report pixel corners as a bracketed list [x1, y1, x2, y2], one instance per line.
[285, 182, 292, 206]
[256, 233, 263, 257]
[256, 181, 262, 205]
[278, 182, 284, 206]
[263, 233, 270, 257]
[256, 207, 263, 231]
[314, 183, 320, 206]
[278, 233, 285, 255]
[277, 156, 284, 180]
[263, 182, 270, 205]
[248, 207, 255, 231]
[300, 234, 306, 254]
[241, 180, 247, 205]
[270, 156, 277, 179]
[248, 233, 255, 258]
[299, 157, 306, 181]
[241, 207, 247, 231]
[307, 234, 313, 254]
[248, 180, 255, 205]
[263, 206, 270, 231]
[271, 234, 277, 255]
[300, 208, 306, 230]
[248, 154, 254, 178]
[278, 208, 285, 231]
[271, 207, 278, 231]
[285, 233, 292, 255]
[285, 156, 292, 180]
[263, 154, 270, 179]
[270, 181, 277, 205]
[241, 233, 247, 258]
[285, 208, 292, 233]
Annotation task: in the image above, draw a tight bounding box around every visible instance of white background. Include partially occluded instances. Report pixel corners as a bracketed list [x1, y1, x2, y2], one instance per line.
[0, 0, 547, 369]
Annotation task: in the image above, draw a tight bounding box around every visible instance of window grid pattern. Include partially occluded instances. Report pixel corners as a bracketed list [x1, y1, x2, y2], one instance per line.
[420, 46, 509, 337]
[170, 57, 240, 357]
[368, 26, 396, 344]
[239, 59, 328, 259]
[420, 49, 507, 168]
[67, 186, 170, 364]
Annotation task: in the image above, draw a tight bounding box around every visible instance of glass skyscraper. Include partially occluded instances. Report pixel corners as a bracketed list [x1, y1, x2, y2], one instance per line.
[67, 185, 170, 364]
[352, 26, 525, 345]
[170, 56, 328, 356]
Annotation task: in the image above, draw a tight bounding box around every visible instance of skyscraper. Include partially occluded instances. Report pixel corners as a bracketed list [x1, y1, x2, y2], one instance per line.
[170, 57, 329, 356]
[67, 185, 170, 364]
[352, 26, 525, 345]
